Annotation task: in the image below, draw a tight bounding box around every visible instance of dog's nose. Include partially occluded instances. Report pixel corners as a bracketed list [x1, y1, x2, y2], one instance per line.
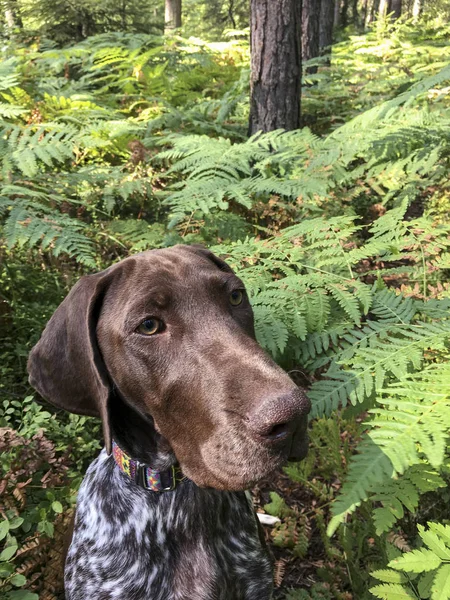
[246, 389, 311, 442]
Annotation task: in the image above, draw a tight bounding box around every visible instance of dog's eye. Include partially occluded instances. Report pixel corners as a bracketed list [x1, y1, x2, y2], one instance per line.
[137, 318, 164, 336]
[229, 290, 244, 306]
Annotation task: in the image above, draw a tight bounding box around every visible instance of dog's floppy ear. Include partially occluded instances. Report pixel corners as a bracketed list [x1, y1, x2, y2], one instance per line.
[27, 270, 113, 452]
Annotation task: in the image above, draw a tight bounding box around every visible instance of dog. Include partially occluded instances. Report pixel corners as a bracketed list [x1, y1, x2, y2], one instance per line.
[28, 245, 310, 600]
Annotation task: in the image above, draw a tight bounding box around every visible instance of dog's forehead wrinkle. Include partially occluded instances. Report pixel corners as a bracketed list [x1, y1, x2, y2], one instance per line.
[136, 248, 237, 285]
[106, 284, 241, 333]
[134, 246, 210, 271]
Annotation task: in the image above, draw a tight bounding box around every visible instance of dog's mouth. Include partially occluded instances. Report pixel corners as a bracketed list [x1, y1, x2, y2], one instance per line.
[182, 418, 310, 491]
[287, 418, 310, 461]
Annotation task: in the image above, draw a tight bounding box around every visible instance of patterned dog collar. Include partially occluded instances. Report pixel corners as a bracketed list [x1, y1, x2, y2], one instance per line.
[112, 440, 186, 492]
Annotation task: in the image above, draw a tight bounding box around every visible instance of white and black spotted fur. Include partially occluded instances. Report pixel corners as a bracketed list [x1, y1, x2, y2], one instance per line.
[65, 451, 272, 600]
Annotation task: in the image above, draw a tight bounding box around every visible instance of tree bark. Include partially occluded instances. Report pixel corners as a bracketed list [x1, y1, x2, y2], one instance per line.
[390, 0, 402, 18]
[4, 8, 15, 28]
[249, 0, 302, 134]
[362, 0, 369, 27]
[302, 0, 321, 72]
[368, 0, 380, 23]
[227, 0, 237, 28]
[334, 0, 341, 27]
[120, 0, 127, 29]
[4, 0, 23, 32]
[341, 0, 349, 26]
[165, 0, 182, 32]
[351, 0, 359, 25]
[319, 0, 334, 53]
[412, 0, 422, 20]
[378, 0, 390, 16]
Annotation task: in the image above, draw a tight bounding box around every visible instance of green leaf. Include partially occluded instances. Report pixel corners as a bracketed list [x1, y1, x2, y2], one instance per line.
[369, 583, 416, 599]
[43, 521, 54, 538]
[0, 545, 18, 562]
[8, 518, 24, 530]
[389, 548, 442, 573]
[419, 571, 436, 599]
[419, 525, 450, 560]
[8, 592, 39, 600]
[0, 521, 9, 541]
[263, 492, 294, 518]
[0, 562, 15, 577]
[429, 524, 450, 547]
[51, 501, 63, 514]
[10, 573, 27, 587]
[432, 564, 450, 600]
[371, 569, 408, 584]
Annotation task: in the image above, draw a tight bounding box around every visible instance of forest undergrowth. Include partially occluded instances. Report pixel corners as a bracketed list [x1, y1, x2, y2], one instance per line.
[1, 16, 450, 600]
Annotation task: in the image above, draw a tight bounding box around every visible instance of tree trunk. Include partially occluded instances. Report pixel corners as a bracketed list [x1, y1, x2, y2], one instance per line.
[165, 0, 182, 32]
[120, 0, 127, 29]
[81, 11, 93, 38]
[319, 0, 334, 53]
[341, 0, 349, 26]
[4, 0, 23, 32]
[4, 8, 15, 29]
[378, 0, 389, 17]
[334, 0, 341, 26]
[378, 0, 390, 16]
[362, 0, 369, 27]
[351, 0, 359, 25]
[412, 0, 422, 20]
[302, 0, 321, 73]
[249, 0, 302, 134]
[368, 0, 380, 23]
[390, 0, 402, 18]
[227, 0, 237, 28]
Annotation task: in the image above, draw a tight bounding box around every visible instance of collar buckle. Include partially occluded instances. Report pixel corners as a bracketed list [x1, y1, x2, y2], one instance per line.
[137, 464, 177, 492]
[160, 465, 177, 492]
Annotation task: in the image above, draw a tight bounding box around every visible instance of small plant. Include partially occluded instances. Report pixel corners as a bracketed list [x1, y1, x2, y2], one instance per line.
[370, 523, 450, 600]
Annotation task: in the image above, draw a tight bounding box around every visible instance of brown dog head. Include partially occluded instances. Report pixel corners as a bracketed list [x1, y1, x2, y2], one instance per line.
[28, 246, 310, 490]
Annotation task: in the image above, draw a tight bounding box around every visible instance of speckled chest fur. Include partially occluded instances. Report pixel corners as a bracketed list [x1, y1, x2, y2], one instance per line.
[65, 451, 273, 600]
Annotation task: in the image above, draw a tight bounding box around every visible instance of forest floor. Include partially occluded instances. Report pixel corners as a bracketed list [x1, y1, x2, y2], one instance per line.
[256, 471, 324, 597]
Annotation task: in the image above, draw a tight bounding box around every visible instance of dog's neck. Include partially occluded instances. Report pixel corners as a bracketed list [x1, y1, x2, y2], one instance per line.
[65, 450, 273, 600]
[108, 392, 177, 470]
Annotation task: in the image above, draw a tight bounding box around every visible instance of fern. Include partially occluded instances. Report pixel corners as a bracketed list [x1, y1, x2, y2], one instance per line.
[1, 18, 450, 600]
[3, 123, 77, 176]
[107, 219, 165, 251]
[151, 60, 450, 234]
[312, 319, 450, 418]
[0, 196, 96, 267]
[371, 523, 450, 600]
[213, 216, 375, 359]
[371, 464, 446, 536]
[0, 34, 247, 267]
[328, 361, 450, 535]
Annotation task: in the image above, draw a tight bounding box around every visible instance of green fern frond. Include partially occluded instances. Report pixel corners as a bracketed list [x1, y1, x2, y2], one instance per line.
[328, 360, 450, 535]
[107, 219, 165, 251]
[371, 522, 450, 600]
[371, 464, 445, 535]
[4, 123, 77, 176]
[0, 199, 96, 267]
[0, 104, 28, 119]
[370, 289, 416, 324]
